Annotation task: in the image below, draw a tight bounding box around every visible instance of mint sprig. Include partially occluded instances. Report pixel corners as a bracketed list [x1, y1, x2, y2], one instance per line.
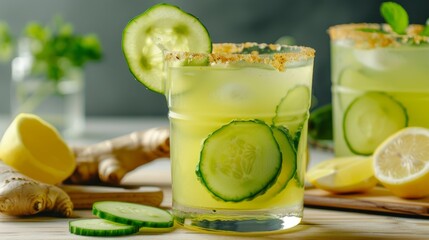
[380, 2, 409, 35]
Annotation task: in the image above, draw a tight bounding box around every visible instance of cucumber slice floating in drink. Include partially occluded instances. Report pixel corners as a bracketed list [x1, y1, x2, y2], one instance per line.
[122, 3, 212, 93]
[69, 219, 139, 237]
[92, 201, 174, 228]
[272, 85, 311, 135]
[269, 126, 297, 193]
[343, 92, 408, 155]
[197, 120, 282, 202]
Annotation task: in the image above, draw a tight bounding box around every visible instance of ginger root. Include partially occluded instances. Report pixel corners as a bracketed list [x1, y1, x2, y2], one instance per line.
[0, 161, 73, 217]
[65, 127, 170, 185]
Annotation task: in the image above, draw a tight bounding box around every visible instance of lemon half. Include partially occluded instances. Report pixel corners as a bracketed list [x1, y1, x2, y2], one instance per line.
[373, 127, 429, 198]
[306, 156, 378, 193]
[0, 113, 75, 184]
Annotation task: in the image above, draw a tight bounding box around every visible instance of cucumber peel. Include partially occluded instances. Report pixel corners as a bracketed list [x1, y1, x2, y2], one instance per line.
[69, 219, 139, 236]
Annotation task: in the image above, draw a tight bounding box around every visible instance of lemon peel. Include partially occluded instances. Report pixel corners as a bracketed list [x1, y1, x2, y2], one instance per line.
[0, 113, 75, 184]
[307, 156, 377, 193]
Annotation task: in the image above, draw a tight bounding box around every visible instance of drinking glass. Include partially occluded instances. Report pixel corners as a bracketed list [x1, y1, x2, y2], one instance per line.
[164, 43, 315, 233]
[329, 24, 429, 157]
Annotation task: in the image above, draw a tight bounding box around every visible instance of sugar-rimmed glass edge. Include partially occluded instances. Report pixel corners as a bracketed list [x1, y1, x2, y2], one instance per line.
[328, 23, 429, 48]
[164, 42, 315, 72]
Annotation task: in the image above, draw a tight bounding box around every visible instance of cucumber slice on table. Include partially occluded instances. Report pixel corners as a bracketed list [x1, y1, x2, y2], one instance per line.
[273, 85, 311, 135]
[122, 3, 212, 93]
[343, 92, 408, 155]
[93, 201, 174, 228]
[197, 120, 282, 202]
[69, 219, 139, 237]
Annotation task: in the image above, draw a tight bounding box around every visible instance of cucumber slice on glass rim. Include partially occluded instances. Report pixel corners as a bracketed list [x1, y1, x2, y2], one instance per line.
[196, 120, 282, 202]
[122, 3, 212, 93]
[343, 92, 408, 155]
[69, 219, 139, 237]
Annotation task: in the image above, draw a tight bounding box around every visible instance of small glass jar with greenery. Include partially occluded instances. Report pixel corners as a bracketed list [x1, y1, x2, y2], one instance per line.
[0, 18, 102, 136]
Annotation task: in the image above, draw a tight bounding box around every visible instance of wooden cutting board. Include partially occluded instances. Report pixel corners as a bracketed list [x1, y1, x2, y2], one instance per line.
[60, 185, 164, 209]
[304, 186, 429, 217]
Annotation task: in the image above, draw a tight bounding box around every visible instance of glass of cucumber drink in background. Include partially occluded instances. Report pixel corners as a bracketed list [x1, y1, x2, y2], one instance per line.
[123, 4, 315, 233]
[328, 2, 429, 157]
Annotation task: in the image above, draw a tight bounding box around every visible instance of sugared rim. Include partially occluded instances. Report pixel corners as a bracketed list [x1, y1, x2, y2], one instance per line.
[164, 42, 315, 71]
[328, 23, 429, 48]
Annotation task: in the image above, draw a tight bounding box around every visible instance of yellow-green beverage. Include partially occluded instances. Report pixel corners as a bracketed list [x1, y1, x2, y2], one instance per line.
[165, 43, 315, 233]
[329, 24, 429, 157]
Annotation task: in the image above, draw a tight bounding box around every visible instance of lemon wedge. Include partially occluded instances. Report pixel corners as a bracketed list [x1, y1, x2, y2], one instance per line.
[0, 113, 75, 184]
[306, 156, 378, 193]
[373, 127, 429, 198]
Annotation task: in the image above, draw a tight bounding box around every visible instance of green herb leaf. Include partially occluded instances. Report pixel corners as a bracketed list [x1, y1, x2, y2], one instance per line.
[0, 21, 14, 61]
[421, 18, 429, 36]
[23, 18, 102, 82]
[25, 22, 50, 42]
[380, 1, 409, 34]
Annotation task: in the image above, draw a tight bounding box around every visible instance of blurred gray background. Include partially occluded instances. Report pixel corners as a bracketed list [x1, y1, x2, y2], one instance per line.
[0, 0, 427, 117]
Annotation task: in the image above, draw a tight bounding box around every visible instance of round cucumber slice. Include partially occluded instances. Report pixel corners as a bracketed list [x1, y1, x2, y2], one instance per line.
[69, 219, 139, 236]
[92, 201, 174, 228]
[197, 120, 282, 202]
[272, 85, 311, 135]
[269, 126, 296, 193]
[335, 67, 375, 112]
[122, 3, 212, 93]
[343, 92, 408, 155]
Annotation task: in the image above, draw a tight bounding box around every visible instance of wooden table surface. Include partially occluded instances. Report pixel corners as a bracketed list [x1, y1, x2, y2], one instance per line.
[3, 182, 429, 239]
[1, 117, 429, 239]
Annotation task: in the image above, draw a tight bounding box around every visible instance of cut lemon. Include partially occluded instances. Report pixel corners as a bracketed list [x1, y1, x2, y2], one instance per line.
[0, 113, 75, 184]
[306, 156, 377, 193]
[373, 127, 429, 198]
[122, 3, 212, 93]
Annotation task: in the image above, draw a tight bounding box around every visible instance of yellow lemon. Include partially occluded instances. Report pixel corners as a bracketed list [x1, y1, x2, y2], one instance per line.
[306, 156, 378, 193]
[373, 127, 429, 199]
[0, 113, 75, 184]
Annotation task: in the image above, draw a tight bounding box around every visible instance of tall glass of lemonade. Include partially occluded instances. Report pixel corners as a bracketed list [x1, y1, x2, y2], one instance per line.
[329, 23, 429, 156]
[165, 43, 315, 232]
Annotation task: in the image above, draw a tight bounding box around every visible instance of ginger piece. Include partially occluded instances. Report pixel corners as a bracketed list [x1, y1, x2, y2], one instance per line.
[65, 127, 170, 185]
[0, 161, 73, 217]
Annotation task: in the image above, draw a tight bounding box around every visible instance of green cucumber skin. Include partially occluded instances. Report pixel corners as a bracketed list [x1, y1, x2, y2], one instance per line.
[69, 226, 138, 237]
[292, 123, 308, 187]
[343, 92, 408, 156]
[196, 119, 282, 202]
[69, 219, 139, 237]
[92, 202, 174, 228]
